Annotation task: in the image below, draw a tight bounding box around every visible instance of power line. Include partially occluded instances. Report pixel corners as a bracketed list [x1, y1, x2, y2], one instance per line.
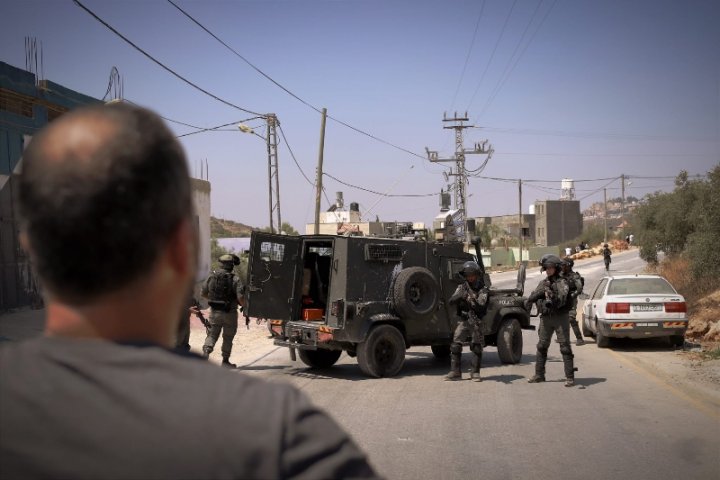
[277, 124, 314, 187]
[175, 118, 261, 138]
[323, 172, 441, 198]
[73, 0, 263, 116]
[494, 152, 714, 157]
[448, 0, 486, 111]
[478, 125, 715, 142]
[476, 0, 558, 119]
[165, 0, 427, 162]
[474, 0, 545, 117]
[466, 0, 519, 111]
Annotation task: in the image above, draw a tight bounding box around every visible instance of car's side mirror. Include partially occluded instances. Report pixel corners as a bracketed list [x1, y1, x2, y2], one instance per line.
[578, 293, 589, 300]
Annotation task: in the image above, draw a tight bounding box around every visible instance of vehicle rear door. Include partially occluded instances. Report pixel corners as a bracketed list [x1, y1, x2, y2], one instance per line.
[246, 232, 302, 321]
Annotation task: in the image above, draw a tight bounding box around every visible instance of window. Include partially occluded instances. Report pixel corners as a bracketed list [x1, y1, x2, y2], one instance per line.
[365, 244, 403, 262]
[607, 278, 676, 295]
[592, 279, 608, 300]
[260, 242, 285, 262]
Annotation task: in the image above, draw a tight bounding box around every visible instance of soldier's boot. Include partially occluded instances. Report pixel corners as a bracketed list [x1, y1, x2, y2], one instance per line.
[202, 346, 212, 359]
[571, 322, 585, 345]
[222, 355, 236, 369]
[470, 355, 482, 382]
[529, 348, 547, 383]
[445, 353, 462, 381]
[563, 354, 577, 387]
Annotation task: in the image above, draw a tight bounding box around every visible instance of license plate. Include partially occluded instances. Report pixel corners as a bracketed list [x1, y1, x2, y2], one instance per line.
[633, 304, 662, 312]
[635, 323, 658, 327]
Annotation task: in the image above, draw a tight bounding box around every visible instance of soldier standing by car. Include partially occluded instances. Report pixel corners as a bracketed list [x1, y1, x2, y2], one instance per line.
[202, 254, 244, 368]
[524, 255, 577, 387]
[445, 261, 490, 382]
[561, 258, 585, 346]
[602, 243, 612, 272]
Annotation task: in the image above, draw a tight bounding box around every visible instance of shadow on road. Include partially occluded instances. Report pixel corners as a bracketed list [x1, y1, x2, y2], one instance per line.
[481, 374, 525, 384]
[235, 365, 287, 372]
[546, 377, 607, 388]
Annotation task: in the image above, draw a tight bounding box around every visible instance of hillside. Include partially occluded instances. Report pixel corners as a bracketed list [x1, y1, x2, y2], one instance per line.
[210, 217, 254, 238]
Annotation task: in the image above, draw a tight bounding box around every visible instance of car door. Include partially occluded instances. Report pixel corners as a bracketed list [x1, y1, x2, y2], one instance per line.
[588, 278, 608, 330]
[246, 232, 302, 322]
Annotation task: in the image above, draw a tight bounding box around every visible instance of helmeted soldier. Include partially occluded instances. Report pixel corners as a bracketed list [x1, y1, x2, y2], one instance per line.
[201, 254, 244, 368]
[445, 261, 490, 382]
[602, 243, 612, 272]
[524, 254, 577, 387]
[561, 258, 585, 346]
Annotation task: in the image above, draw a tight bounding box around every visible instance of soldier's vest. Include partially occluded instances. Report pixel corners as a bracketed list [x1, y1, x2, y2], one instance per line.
[208, 270, 235, 312]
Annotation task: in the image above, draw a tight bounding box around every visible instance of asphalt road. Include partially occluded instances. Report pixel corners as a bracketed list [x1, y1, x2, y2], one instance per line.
[232, 249, 720, 480]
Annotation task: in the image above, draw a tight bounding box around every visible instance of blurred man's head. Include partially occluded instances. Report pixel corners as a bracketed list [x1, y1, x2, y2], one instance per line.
[18, 103, 196, 313]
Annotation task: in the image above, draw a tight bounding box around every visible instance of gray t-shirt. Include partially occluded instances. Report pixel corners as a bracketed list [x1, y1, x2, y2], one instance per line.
[0, 337, 378, 479]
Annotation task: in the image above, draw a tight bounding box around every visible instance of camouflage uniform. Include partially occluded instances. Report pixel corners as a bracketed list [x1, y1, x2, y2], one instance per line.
[202, 262, 244, 366]
[602, 246, 612, 271]
[562, 268, 585, 345]
[526, 272, 576, 385]
[446, 279, 489, 381]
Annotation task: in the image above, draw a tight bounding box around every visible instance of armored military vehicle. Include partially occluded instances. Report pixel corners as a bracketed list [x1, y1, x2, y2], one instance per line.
[246, 232, 531, 377]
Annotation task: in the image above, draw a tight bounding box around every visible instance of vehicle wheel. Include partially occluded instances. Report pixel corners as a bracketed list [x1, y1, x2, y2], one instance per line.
[596, 325, 610, 348]
[392, 267, 439, 320]
[670, 335, 685, 348]
[582, 315, 594, 338]
[357, 324, 406, 378]
[496, 318, 523, 364]
[298, 349, 342, 369]
[431, 344, 451, 360]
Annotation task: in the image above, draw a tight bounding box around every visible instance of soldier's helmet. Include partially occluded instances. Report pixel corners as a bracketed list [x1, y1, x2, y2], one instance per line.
[604, 243, 609, 248]
[460, 261, 482, 277]
[219, 254, 240, 266]
[564, 258, 575, 268]
[540, 254, 563, 272]
[538, 253, 553, 267]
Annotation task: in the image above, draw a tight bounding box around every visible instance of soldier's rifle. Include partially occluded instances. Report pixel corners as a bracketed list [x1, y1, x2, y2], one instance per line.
[191, 300, 211, 335]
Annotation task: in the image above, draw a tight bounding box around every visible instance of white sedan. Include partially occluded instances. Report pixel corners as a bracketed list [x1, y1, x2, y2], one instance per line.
[581, 274, 687, 348]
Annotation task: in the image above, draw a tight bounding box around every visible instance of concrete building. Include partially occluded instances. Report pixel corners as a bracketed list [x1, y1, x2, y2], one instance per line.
[305, 201, 423, 237]
[0, 61, 211, 310]
[1, 61, 102, 311]
[534, 200, 582, 247]
[475, 214, 536, 244]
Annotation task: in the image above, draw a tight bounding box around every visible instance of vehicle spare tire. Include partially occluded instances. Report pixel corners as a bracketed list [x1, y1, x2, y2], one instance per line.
[392, 267, 439, 319]
[496, 318, 523, 364]
[298, 349, 342, 369]
[357, 324, 406, 378]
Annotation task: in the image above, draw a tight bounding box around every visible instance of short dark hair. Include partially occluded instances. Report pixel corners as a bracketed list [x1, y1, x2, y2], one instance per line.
[18, 103, 192, 303]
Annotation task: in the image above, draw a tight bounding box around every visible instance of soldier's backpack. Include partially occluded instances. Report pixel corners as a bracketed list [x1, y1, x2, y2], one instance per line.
[207, 271, 235, 311]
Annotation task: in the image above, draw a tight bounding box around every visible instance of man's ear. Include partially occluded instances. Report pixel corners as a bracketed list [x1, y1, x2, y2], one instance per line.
[167, 218, 198, 278]
[19, 231, 32, 255]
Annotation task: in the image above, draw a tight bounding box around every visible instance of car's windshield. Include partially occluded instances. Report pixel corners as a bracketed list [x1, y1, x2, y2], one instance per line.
[607, 278, 676, 295]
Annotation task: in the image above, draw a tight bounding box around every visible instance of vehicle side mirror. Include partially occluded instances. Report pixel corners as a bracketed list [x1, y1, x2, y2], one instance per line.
[578, 293, 589, 300]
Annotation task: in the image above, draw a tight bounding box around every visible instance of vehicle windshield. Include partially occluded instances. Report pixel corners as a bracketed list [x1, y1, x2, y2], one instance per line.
[607, 278, 676, 295]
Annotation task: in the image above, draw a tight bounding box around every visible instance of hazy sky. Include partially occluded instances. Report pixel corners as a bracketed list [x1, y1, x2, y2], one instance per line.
[2, 0, 718, 231]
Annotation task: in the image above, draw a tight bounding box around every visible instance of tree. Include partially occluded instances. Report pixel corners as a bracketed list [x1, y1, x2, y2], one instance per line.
[281, 222, 299, 235]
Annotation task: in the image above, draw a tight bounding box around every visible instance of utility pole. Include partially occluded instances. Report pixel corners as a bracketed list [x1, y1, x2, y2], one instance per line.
[603, 187, 608, 243]
[620, 173, 626, 231]
[518, 179, 523, 263]
[265, 114, 281, 233]
[314, 108, 328, 235]
[425, 112, 493, 246]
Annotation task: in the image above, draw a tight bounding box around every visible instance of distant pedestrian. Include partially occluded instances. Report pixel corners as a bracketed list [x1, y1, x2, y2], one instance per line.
[602, 243, 612, 272]
[565, 246, 572, 257]
[629, 234, 634, 245]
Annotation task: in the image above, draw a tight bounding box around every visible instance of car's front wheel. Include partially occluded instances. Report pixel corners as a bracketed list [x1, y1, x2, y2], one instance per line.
[298, 349, 342, 369]
[496, 318, 523, 364]
[357, 324, 406, 378]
